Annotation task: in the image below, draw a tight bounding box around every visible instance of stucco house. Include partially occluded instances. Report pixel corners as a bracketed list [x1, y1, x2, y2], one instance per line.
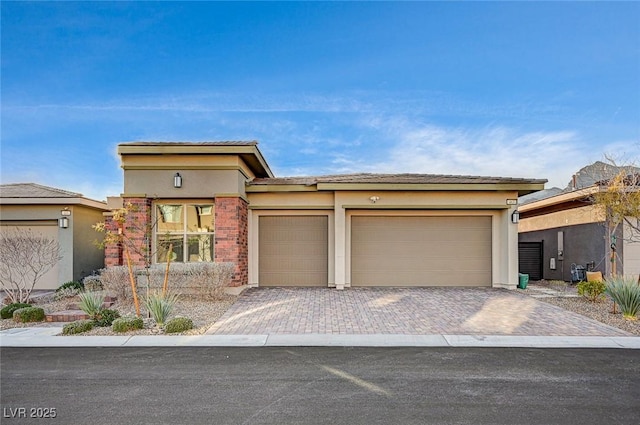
[518, 173, 640, 282]
[104, 141, 545, 290]
[0, 183, 109, 289]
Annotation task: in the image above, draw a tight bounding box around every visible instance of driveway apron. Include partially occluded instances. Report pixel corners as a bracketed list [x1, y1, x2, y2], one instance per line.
[207, 287, 631, 336]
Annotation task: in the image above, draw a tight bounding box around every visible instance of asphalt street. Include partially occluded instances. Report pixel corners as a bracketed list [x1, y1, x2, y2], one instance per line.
[1, 347, 639, 425]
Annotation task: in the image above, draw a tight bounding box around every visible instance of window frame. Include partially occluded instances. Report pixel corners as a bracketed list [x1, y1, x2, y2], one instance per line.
[154, 202, 215, 264]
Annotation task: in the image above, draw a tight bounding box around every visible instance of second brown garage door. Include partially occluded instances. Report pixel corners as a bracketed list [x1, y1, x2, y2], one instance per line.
[351, 215, 492, 287]
[259, 215, 328, 286]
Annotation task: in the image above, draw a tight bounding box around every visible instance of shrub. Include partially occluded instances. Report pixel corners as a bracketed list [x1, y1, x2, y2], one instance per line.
[83, 275, 103, 292]
[606, 276, 640, 320]
[78, 291, 105, 317]
[54, 287, 81, 301]
[164, 316, 193, 334]
[13, 306, 45, 323]
[577, 279, 606, 302]
[93, 309, 121, 327]
[57, 281, 84, 292]
[1, 302, 31, 319]
[62, 320, 94, 335]
[100, 266, 136, 300]
[112, 316, 144, 333]
[144, 292, 179, 327]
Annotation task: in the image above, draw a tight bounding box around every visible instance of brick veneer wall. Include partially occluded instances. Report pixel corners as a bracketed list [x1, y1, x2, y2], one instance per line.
[215, 196, 248, 286]
[104, 196, 247, 286]
[104, 213, 122, 267]
[103, 197, 152, 267]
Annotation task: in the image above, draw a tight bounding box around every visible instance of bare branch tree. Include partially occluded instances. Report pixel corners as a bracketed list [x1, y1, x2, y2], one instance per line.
[0, 227, 62, 303]
[589, 156, 640, 276]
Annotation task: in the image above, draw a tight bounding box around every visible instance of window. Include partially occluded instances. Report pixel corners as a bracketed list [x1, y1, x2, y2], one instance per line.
[155, 203, 214, 263]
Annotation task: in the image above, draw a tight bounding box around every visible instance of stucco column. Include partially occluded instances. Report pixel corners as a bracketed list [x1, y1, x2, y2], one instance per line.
[334, 196, 346, 290]
[506, 206, 519, 289]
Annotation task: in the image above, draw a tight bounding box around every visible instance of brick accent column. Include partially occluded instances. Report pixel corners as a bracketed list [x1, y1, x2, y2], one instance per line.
[215, 196, 248, 287]
[104, 213, 122, 267]
[122, 197, 152, 267]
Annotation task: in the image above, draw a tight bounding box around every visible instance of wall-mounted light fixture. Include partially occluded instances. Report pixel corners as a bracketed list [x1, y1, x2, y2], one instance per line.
[174, 173, 182, 188]
[369, 196, 380, 204]
[59, 208, 71, 228]
[511, 210, 520, 224]
[59, 217, 69, 229]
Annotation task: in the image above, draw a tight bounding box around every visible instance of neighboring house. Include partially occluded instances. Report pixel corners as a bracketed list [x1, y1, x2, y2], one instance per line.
[0, 183, 109, 289]
[104, 141, 545, 289]
[518, 168, 640, 282]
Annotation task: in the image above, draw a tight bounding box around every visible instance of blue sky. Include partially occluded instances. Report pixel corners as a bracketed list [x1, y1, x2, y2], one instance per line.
[2, 1, 639, 201]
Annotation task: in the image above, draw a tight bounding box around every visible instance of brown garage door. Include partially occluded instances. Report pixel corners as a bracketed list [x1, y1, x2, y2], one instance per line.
[259, 216, 328, 286]
[351, 215, 492, 286]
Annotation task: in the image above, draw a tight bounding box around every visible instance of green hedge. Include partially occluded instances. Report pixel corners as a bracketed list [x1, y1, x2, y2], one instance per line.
[13, 306, 45, 323]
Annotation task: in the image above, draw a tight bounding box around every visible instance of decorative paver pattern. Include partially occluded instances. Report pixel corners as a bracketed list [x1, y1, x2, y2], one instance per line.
[207, 287, 631, 336]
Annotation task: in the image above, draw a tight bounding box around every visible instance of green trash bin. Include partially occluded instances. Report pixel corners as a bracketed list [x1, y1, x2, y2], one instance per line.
[518, 273, 529, 289]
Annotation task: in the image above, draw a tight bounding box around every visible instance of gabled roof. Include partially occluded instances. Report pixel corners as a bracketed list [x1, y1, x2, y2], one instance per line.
[0, 183, 108, 209]
[248, 173, 547, 195]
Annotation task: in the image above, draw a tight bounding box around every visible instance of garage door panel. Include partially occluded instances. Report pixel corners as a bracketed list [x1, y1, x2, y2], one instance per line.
[259, 216, 328, 287]
[351, 215, 492, 287]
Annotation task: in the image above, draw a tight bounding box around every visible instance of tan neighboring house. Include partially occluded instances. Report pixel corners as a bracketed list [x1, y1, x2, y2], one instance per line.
[0, 183, 109, 289]
[105, 141, 546, 290]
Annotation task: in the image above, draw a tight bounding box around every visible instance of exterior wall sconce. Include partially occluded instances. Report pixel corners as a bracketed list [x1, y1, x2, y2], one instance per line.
[174, 173, 182, 188]
[59, 208, 71, 228]
[511, 210, 520, 224]
[369, 196, 380, 203]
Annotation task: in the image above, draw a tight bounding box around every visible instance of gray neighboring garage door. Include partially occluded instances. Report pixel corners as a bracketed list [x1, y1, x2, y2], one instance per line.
[351, 215, 492, 287]
[259, 216, 328, 286]
[1, 223, 60, 290]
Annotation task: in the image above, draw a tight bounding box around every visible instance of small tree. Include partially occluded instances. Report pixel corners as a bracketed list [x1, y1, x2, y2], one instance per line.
[94, 202, 173, 317]
[591, 158, 640, 278]
[0, 227, 62, 303]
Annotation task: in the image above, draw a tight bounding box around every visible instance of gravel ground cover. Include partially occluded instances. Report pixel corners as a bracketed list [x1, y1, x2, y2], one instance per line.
[521, 280, 640, 336]
[0, 294, 238, 336]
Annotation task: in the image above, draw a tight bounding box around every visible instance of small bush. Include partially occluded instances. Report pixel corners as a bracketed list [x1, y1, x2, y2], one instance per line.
[1, 303, 31, 319]
[606, 276, 640, 320]
[78, 291, 104, 317]
[83, 275, 103, 292]
[93, 309, 121, 327]
[57, 281, 84, 293]
[54, 287, 81, 301]
[62, 320, 94, 335]
[112, 316, 144, 333]
[577, 279, 606, 302]
[13, 306, 45, 323]
[100, 266, 135, 300]
[164, 317, 193, 334]
[144, 292, 179, 327]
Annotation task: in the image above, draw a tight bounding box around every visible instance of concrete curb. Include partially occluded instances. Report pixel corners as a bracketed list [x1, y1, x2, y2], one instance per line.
[1, 328, 639, 348]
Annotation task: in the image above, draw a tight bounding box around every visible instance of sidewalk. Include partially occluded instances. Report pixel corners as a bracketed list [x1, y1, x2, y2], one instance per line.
[1, 327, 639, 348]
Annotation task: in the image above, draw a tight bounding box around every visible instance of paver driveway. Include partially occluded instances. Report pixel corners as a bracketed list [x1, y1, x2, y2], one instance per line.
[207, 287, 631, 336]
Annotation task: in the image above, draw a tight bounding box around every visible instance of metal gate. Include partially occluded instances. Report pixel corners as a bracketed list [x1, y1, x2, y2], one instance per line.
[518, 242, 543, 281]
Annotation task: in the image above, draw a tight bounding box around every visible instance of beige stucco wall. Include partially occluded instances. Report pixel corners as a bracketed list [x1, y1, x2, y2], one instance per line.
[123, 169, 248, 198]
[518, 205, 604, 233]
[0, 204, 107, 287]
[247, 190, 520, 289]
[0, 204, 73, 287]
[624, 219, 640, 279]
